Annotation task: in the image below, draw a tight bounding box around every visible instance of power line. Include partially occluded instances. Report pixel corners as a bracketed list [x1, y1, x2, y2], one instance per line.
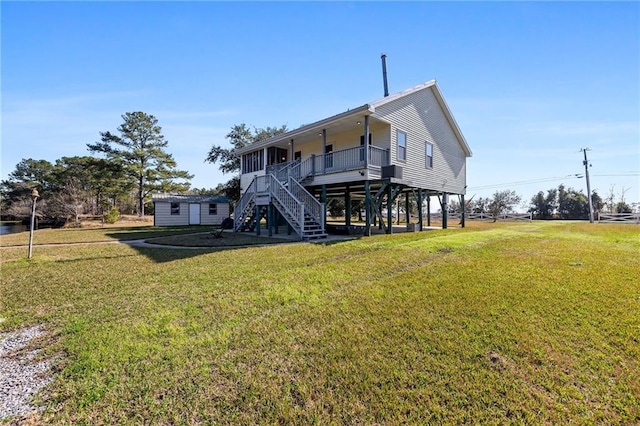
[467, 174, 582, 191]
[467, 172, 639, 192]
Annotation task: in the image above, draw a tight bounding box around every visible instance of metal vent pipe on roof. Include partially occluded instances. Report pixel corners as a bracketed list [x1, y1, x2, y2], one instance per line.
[381, 53, 389, 97]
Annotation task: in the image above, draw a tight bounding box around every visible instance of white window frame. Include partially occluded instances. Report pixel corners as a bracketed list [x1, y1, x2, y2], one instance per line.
[209, 203, 217, 215]
[397, 130, 407, 161]
[425, 142, 433, 169]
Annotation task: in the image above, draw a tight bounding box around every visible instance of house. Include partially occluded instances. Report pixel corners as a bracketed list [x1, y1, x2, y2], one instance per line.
[152, 194, 231, 227]
[234, 80, 472, 239]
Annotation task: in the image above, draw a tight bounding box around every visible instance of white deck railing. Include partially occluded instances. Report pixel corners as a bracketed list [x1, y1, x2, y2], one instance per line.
[598, 212, 640, 223]
[428, 212, 532, 221]
[265, 145, 390, 184]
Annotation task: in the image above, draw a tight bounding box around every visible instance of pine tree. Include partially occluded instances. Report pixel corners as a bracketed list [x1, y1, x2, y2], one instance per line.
[88, 112, 192, 216]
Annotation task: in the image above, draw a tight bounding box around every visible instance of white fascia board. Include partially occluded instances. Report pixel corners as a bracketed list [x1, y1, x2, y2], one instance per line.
[369, 80, 437, 110]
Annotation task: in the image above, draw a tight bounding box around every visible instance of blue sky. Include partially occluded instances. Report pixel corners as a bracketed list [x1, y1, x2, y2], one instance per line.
[2, 1, 639, 207]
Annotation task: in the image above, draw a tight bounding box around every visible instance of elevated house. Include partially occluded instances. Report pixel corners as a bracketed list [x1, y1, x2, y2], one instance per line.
[234, 79, 472, 240]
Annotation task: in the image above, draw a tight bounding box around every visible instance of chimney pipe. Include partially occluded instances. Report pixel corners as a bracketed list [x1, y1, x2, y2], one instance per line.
[381, 53, 389, 97]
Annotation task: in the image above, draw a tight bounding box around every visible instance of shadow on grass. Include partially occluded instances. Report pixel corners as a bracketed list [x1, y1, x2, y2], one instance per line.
[106, 229, 296, 263]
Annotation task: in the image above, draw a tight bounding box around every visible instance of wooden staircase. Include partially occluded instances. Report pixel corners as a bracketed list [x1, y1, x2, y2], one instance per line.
[235, 173, 326, 240]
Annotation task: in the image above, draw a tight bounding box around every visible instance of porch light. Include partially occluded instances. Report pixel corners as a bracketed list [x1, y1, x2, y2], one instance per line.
[357, 121, 361, 125]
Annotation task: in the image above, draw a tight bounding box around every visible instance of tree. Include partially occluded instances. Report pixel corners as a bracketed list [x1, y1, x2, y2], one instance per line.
[205, 123, 288, 203]
[487, 190, 521, 221]
[1, 159, 55, 219]
[557, 184, 593, 219]
[529, 188, 557, 219]
[52, 156, 131, 215]
[327, 198, 345, 218]
[88, 112, 192, 216]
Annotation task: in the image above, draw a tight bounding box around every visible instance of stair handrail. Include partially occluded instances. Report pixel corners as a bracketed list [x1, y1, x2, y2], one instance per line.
[288, 177, 325, 230]
[234, 177, 257, 230]
[266, 161, 292, 182]
[264, 174, 305, 235]
[288, 157, 314, 182]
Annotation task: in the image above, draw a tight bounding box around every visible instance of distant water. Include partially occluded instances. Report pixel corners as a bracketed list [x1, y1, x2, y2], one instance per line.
[0, 223, 27, 235]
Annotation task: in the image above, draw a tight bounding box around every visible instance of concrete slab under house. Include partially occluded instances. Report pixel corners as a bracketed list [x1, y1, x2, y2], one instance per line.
[233, 79, 472, 241]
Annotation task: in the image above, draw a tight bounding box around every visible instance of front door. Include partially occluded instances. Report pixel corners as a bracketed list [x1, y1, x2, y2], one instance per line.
[189, 203, 201, 225]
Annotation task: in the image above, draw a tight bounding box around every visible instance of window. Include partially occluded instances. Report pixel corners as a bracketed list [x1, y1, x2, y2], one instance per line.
[170, 202, 180, 215]
[267, 147, 288, 166]
[425, 142, 433, 169]
[294, 151, 302, 161]
[209, 203, 217, 215]
[241, 149, 264, 173]
[397, 130, 407, 161]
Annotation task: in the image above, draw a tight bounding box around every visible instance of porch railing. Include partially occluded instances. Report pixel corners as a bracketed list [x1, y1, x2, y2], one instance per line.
[267, 145, 390, 185]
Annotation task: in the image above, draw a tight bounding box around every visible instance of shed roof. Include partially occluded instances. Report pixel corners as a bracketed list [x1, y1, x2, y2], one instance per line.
[152, 194, 231, 204]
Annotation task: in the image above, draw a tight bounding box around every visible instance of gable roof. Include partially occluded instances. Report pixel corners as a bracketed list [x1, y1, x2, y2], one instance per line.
[234, 80, 471, 157]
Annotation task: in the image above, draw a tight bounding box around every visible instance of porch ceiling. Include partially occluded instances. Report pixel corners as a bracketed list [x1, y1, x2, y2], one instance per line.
[235, 105, 389, 153]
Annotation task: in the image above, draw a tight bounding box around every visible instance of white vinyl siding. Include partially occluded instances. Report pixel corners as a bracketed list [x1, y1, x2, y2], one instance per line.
[374, 86, 467, 194]
[154, 201, 230, 226]
[155, 202, 189, 226]
[201, 202, 229, 225]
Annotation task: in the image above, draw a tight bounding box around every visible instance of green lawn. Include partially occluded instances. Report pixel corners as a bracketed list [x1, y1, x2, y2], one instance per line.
[1, 221, 638, 423]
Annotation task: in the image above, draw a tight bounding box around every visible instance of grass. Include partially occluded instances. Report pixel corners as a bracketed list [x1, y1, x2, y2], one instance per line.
[146, 231, 293, 247]
[1, 221, 638, 423]
[0, 223, 219, 246]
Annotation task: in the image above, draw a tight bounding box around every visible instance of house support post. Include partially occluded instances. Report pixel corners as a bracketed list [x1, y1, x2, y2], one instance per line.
[427, 196, 431, 226]
[255, 204, 261, 236]
[417, 190, 423, 231]
[387, 184, 393, 234]
[405, 192, 410, 226]
[345, 186, 351, 226]
[460, 194, 466, 228]
[267, 203, 273, 237]
[364, 180, 371, 236]
[441, 193, 448, 229]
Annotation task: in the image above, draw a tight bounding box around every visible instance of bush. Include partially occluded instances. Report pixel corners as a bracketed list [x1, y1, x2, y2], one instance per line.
[104, 207, 120, 224]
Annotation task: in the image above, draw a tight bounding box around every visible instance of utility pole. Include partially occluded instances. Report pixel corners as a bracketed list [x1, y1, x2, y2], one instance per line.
[581, 148, 594, 223]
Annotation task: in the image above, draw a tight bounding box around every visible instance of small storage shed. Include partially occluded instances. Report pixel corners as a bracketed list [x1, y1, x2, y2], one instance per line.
[152, 194, 231, 227]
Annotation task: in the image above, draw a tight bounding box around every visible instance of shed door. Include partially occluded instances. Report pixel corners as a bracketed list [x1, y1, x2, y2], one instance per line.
[189, 204, 201, 225]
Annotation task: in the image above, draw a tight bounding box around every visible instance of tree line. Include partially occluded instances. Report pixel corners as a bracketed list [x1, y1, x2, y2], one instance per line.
[452, 185, 635, 221]
[1, 112, 192, 225]
[3, 113, 635, 226]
